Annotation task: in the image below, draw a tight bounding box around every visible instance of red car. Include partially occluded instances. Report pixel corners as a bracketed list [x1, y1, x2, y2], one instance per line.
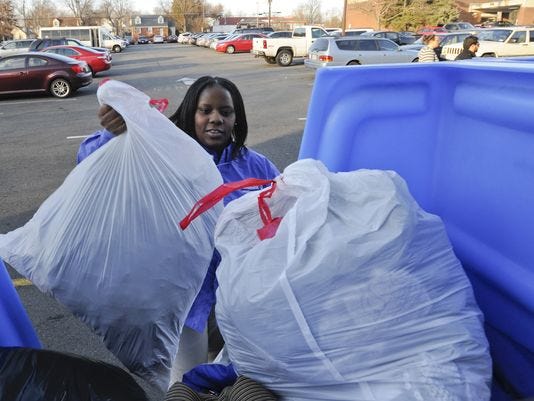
[215, 33, 266, 54]
[0, 52, 92, 98]
[42, 45, 111, 76]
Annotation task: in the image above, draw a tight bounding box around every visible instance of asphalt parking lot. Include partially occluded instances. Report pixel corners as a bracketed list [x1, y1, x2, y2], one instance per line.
[0, 43, 317, 399]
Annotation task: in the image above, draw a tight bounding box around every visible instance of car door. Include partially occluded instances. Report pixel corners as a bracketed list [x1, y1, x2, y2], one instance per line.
[356, 39, 382, 64]
[233, 34, 246, 52]
[506, 29, 529, 56]
[378, 39, 412, 63]
[26, 55, 54, 91]
[0, 55, 28, 92]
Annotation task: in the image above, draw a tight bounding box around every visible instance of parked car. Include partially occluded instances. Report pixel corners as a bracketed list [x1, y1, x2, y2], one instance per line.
[232, 27, 274, 35]
[216, 33, 266, 54]
[123, 35, 135, 45]
[166, 34, 178, 43]
[178, 32, 192, 43]
[344, 28, 374, 37]
[400, 31, 474, 59]
[479, 20, 515, 28]
[205, 33, 229, 48]
[360, 30, 416, 45]
[416, 26, 448, 36]
[325, 28, 343, 37]
[0, 39, 35, 55]
[42, 45, 111, 76]
[210, 34, 233, 49]
[444, 22, 476, 31]
[305, 37, 419, 69]
[441, 26, 534, 60]
[137, 36, 150, 44]
[196, 33, 219, 47]
[267, 31, 293, 38]
[188, 33, 205, 45]
[0, 52, 92, 98]
[152, 35, 164, 44]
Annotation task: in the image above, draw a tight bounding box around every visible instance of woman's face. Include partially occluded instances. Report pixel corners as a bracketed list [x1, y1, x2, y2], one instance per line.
[430, 36, 441, 48]
[194, 85, 236, 153]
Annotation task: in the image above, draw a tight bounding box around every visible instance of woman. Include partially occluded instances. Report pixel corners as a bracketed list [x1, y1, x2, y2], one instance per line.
[77, 76, 280, 386]
[417, 34, 440, 63]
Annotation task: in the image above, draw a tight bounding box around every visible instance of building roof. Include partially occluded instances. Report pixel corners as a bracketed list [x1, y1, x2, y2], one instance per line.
[132, 15, 174, 27]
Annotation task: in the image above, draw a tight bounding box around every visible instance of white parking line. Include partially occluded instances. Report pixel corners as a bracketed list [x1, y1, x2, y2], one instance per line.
[1, 98, 78, 106]
[176, 77, 196, 86]
[298, 117, 307, 121]
[66, 135, 90, 139]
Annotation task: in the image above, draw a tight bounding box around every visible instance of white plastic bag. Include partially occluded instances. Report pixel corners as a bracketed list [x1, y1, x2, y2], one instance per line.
[215, 159, 491, 401]
[0, 80, 223, 389]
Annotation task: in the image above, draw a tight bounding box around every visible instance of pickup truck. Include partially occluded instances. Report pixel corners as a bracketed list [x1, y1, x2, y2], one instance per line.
[252, 25, 330, 66]
[441, 26, 534, 60]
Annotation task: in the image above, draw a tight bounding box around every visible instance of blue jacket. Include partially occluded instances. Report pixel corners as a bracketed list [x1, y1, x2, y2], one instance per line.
[77, 129, 280, 332]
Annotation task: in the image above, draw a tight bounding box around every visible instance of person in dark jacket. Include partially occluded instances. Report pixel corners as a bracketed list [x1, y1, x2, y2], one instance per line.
[77, 76, 280, 387]
[455, 35, 479, 60]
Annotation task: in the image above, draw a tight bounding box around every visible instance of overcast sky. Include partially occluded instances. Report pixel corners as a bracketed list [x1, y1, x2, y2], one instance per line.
[133, 0, 344, 17]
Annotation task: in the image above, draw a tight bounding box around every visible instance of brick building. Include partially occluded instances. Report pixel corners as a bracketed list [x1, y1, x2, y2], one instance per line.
[130, 15, 176, 39]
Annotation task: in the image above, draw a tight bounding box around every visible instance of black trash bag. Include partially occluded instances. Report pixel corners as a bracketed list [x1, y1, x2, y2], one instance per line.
[0, 347, 149, 401]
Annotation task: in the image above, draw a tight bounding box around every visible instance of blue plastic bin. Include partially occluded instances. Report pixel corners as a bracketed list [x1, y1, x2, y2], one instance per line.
[299, 62, 534, 400]
[0, 259, 41, 348]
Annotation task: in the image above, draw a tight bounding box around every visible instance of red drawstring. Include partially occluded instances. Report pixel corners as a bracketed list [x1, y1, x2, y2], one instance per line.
[180, 178, 281, 240]
[257, 182, 282, 240]
[149, 98, 169, 112]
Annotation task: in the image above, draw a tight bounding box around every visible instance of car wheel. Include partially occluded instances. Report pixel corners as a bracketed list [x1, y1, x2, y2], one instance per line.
[265, 57, 277, 64]
[112, 45, 122, 53]
[49, 78, 71, 98]
[347, 60, 360, 65]
[226, 45, 235, 54]
[482, 53, 496, 58]
[411, 58, 419, 62]
[276, 49, 293, 66]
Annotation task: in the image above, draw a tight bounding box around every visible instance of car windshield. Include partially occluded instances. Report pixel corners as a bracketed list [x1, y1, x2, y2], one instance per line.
[478, 29, 513, 42]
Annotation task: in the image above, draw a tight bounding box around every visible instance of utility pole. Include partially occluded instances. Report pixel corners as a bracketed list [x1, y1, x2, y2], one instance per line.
[268, 0, 272, 27]
[342, 0, 348, 34]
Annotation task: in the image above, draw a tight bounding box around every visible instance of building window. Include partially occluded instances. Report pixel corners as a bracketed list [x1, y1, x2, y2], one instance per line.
[135, 16, 141, 25]
[158, 16, 164, 24]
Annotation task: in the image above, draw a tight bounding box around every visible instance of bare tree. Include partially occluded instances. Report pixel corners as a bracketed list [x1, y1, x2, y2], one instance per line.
[64, 0, 95, 25]
[323, 6, 342, 28]
[30, 0, 57, 31]
[0, 0, 16, 40]
[100, 0, 133, 35]
[171, 0, 201, 32]
[156, 0, 172, 15]
[293, 0, 322, 25]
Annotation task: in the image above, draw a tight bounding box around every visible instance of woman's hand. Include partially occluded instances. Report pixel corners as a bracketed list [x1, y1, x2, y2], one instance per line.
[98, 105, 126, 135]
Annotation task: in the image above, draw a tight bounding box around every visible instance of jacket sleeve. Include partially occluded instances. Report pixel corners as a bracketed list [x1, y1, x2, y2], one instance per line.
[76, 129, 115, 164]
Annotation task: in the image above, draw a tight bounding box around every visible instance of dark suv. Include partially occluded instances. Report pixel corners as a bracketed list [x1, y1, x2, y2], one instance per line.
[29, 38, 67, 50]
[29, 38, 111, 60]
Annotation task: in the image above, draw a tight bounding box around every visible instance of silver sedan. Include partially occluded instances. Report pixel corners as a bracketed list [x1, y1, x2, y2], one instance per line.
[305, 37, 419, 69]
